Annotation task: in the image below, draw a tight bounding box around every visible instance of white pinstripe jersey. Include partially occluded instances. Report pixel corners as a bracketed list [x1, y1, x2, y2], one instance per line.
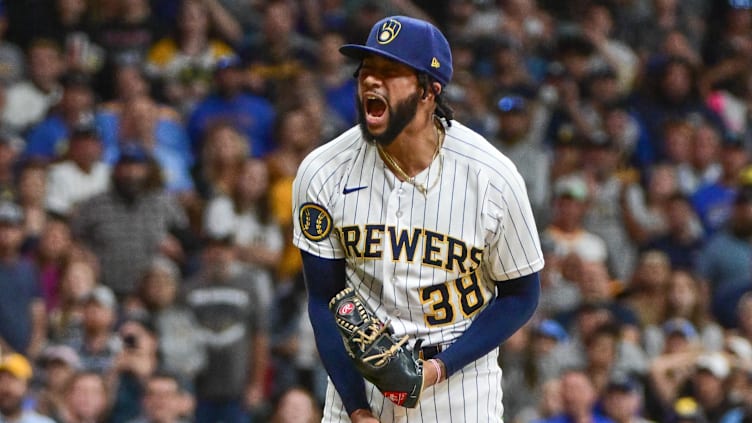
[293, 121, 544, 422]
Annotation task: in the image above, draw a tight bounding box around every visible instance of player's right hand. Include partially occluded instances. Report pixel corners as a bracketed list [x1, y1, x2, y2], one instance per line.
[350, 408, 379, 422]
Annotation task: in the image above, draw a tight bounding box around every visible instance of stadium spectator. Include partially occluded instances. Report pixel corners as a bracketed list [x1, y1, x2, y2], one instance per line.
[620, 250, 672, 327]
[59, 371, 110, 423]
[544, 174, 609, 267]
[493, 93, 551, 224]
[1, 38, 65, 134]
[29, 217, 74, 311]
[691, 139, 751, 237]
[183, 234, 271, 423]
[581, 135, 641, 282]
[44, 122, 110, 217]
[109, 315, 160, 423]
[0, 353, 55, 423]
[642, 194, 705, 270]
[71, 144, 189, 298]
[696, 185, 752, 326]
[125, 371, 192, 423]
[269, 386, 322, 423]
[191, 122, 249, 202]
[64, 285, 120, 375]
[144, 0, 236, 114]
[537, 368, 614, 423]
[0, 200, 46, 358]
[14, 161, 48, 246]
[34, 345, 82, 422]
[0, 3, 24, 85]
[240, 0, 318, 100]
[203, 157, 283, 296]
[133, 256, 206, 388]
[187, 55, 276, 159]
[23, 71, 96, 162]
[97, 93, 194, 195]
[48, 257, 98, 344]
[600, 374, 653, 423]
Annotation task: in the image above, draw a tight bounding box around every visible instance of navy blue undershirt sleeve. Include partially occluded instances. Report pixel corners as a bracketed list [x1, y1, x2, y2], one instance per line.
[435, 272, 540, 376]
[300, 251, 370, 415]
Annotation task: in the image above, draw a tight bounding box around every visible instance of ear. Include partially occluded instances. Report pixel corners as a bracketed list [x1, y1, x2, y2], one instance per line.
[421, 81, 443, 101]
[432, 82, 442, 97]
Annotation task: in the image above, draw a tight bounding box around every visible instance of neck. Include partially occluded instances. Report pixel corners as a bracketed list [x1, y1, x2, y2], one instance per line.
[378, 115, 443, 178]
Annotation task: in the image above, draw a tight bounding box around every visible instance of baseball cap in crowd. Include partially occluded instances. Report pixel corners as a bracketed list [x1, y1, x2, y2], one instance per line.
[59, 70, 92, 89]
[214, 55, 243, 72]
[0, 200, 24, 226]
[0, 353, 33, 382]
[147, 255, 180, 281]
[605, 373, 641, 394]
[0, 129, 25, 152]
[695, 352, 730, 379]
[729, 0, 752, 10]
[672, 397, 706, 423]
[533, 319, 568, 342]
[116, 143, 150, 165]
[587, 63, 617, 80]
[39, 345, 81, 369]
[553, 175, 588, 201]
[84, 285, 117, 310]
[497, 95, 527, 113]
[340, 15, 453, 86]
[662, 318, 698, 340]
[70, 120, 100, 141]
[582, 135, 617, 150]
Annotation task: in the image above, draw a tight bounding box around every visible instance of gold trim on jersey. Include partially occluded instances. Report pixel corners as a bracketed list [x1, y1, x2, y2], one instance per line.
[299, 203, 333, 242]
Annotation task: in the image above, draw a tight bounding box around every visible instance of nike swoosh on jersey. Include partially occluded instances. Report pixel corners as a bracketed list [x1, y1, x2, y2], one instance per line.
[343, 186, 368, 194]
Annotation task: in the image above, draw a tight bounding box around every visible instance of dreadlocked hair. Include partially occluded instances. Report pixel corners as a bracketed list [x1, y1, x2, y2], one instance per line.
[418, 73, 454, 126]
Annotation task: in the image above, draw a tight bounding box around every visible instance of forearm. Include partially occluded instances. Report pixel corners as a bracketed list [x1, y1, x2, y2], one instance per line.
[250, 333, 270, 388]
[203, 0, 242, 43]
[436, 272, 540, 376]
[28, 300, 47, 358]
[302, 251, 371, 414]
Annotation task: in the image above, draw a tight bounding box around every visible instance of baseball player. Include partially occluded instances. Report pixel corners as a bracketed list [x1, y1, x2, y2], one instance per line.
[293, 16, 543, 422]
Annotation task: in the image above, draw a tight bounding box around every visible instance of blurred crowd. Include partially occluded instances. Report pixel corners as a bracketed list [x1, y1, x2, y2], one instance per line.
[0, 0, 751, 422]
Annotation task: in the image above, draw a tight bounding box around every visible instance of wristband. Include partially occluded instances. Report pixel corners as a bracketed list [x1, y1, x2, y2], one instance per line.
[428, 359, 442, 384]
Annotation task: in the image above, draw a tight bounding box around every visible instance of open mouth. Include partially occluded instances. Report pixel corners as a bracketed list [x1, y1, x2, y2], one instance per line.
[364, 94, 388, 121]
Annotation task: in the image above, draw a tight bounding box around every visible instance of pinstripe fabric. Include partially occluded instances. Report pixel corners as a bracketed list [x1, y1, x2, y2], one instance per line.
[293, 121, 544, 422]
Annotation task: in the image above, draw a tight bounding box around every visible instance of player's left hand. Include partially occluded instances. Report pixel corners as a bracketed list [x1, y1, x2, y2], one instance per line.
[421, 358, 445, 389]
[330, 287, 426, 408]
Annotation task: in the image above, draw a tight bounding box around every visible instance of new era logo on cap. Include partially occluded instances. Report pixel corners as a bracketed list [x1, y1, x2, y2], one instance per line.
[340, 16, 453, 86]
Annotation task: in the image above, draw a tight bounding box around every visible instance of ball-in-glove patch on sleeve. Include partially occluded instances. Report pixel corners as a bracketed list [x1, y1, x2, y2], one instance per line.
[329, 287, 425, 408]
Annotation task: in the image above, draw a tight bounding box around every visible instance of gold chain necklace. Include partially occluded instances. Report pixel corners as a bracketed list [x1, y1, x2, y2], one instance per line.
[377, 117, 445, 196]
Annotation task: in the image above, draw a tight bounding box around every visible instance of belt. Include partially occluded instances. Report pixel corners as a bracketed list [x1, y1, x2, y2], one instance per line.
[418, 344, 445, 360]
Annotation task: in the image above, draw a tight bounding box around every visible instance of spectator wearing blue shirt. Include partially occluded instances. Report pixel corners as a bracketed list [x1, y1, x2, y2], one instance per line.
[691, 136, 751, 237]
[23, 71, 95, 162]
[0, 201, 45, 357]
[187, 56, 276, 159]
[696, 185, 752, 327]
[96, 95, 195, 194]
[535, 368, 615, 423]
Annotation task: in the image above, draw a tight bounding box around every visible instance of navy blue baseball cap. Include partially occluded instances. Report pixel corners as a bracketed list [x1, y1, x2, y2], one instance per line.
[116, 143, 150, 165]
[340, 16, 453, 86]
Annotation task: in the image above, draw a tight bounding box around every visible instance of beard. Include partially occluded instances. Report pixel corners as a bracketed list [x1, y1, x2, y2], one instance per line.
[0, 392, 22, 417]
[357, 91, 421, 146]
[113, 176, 147, 203]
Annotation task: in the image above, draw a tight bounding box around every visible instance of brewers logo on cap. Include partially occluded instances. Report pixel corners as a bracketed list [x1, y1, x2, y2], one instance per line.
[377, 19, 401, 44]
[299, 202, 332, 241]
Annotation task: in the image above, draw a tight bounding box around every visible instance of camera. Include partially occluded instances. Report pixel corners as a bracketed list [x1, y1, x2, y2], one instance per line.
[122, 333, 139, 349]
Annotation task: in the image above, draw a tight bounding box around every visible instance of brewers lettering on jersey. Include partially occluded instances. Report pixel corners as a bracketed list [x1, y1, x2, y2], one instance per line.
[293, 15, 543, 423]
